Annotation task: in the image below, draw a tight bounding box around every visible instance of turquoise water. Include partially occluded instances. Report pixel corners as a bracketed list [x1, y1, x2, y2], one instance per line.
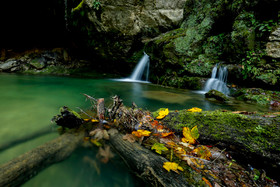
[0, 73, 269, 186]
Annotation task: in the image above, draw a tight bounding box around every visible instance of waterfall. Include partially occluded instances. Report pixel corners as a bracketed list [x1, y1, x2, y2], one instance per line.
[114, 53, 150, 83]
[130, 53, 150, 81]
[203, 64, 230, 95]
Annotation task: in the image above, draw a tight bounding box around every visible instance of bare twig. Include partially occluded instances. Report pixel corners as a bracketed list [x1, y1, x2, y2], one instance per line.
[76, 107, 95, 119]
[210, 148, 226, 165]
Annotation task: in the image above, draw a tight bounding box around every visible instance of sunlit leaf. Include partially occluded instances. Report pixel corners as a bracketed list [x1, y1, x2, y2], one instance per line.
[202, 177, 213, 187]
[151, 143, 168, 154]
[156, 108, 169, 119]
[163, 162, 184, 173]
[91, 119, 99, 123]
[132, 129, 151, 138]
[160, 132, 174, 138]
[174, 146, 186, 155]
[190, 126, 199, 140]
[182, 127, 196, 144]
[192, 146, 212, 160]
[187, 107, 202, 112]
[84, 119, 90, 122]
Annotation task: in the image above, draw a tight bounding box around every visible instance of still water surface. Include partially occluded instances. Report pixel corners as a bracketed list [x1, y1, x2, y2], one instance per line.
[0, 73, 268, 186]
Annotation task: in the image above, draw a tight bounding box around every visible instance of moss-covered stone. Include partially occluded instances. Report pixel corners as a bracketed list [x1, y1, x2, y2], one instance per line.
[205, 89, 229, 102]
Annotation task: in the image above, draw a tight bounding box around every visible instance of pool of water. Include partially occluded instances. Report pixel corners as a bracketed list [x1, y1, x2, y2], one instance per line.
[0, 73, 270, 186]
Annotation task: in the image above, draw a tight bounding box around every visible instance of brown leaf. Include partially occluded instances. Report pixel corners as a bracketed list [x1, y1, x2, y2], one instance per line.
[123, 134, 136, 143]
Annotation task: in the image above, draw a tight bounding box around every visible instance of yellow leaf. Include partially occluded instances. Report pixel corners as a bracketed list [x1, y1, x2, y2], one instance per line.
[187, 107, 202, 112]
[132, 130, 151, 138]
[192, 146, 212, 160]
[91, 119, 99, 123]
[151, 143, 168, 154]
[84, 119, 90, 122]
[163, 162, 184, 173]
[156, 108, 169, 119]
[182, 127, 196, 144]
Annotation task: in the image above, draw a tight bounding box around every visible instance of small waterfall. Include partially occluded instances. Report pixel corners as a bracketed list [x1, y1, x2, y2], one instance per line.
[130, 53, 150, 81]
[203, 64, 230, 95]
[115, 53, 150, 83]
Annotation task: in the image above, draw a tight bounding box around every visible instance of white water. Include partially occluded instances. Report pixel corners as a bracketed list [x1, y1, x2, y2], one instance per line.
[203, 64, 230, 95]
[115, 53, 150, 83]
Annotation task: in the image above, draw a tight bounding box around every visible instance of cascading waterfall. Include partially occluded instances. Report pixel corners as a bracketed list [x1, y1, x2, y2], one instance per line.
[129, 52, 150, 81]
[203, 64, 230, 95]
[115, 53, 150, 83]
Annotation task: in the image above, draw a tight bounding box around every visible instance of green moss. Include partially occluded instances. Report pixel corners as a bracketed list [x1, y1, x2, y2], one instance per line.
[205, 89, 229, 102]
[162, 110, 280, 157]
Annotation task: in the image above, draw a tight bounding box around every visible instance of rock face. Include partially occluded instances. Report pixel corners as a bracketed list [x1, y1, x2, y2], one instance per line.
[266, 27, 280, 58]
[0, 49, 84, 74]
[71, 0, 186, 62]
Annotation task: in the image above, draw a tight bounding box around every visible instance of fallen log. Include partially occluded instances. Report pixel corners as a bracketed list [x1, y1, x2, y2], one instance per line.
[108, 129, 190, 187]
[161, 109, 280, 182]
[0, 131, 84, 187]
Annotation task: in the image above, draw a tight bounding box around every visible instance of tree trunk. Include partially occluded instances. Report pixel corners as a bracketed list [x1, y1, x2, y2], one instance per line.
[0, 131, 84, 187]
[108, 129, 190, 187]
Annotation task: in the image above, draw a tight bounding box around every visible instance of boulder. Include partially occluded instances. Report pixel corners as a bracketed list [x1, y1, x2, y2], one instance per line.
[205, 89, 229, 102]
[0, 60, 20, 72]
[266, 27, 280, 58]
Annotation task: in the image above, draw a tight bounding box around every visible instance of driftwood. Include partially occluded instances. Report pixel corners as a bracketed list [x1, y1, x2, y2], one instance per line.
[0, 131, 84, 187]
[108, 129, 190, 187]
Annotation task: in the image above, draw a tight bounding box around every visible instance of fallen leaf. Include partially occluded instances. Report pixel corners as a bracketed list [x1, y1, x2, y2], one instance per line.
[91, 119, 99, 123]
[192, 146, 212, 160]
[160, 132, 174, 138]
[151, 143, 168, 154]
[156, 108, 169, 119]
[163, 162, 184, 173]
[123, 134, 136, 143]
[182, 126, 198, 144]
[84, 119, 90, 122]
[132, 129, 151, 138]
[202, 177, 213, 187]
[187, 107, 202, 112]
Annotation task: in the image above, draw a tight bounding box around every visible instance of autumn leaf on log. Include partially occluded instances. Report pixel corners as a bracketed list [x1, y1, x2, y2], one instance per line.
[123, 134, 136, 143]
[192, 145, 212, 160]
[163, 162, 184, 173]
[132, 129, 151, 138]
[182, 126, 199, 144]
[187, 107, 202, 112]
[202, 177, 213, 187]
[160, 132, 174, 138]
[156, 108, 169, 119]
[151, 143, 168, 154]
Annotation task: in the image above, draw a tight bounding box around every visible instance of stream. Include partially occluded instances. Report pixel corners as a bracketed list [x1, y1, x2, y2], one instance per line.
[0, 73, 271, 186]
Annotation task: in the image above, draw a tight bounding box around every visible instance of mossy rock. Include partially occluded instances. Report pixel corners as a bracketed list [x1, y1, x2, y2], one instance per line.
[159, 109, 280, 179]
[205, 89, 229, 102]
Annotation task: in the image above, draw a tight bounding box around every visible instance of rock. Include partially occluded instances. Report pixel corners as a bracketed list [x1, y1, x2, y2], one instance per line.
[29, 57, 46, 69]
[72, 0, 186, 61]
[205, 89, 229, 102]
[266, 27, 280, 58]
[0, 60, 20, 72]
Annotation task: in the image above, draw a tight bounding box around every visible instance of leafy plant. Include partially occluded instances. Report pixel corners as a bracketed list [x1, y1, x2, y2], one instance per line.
[92, 0, 101, 10]
[241, 50, 264, 79]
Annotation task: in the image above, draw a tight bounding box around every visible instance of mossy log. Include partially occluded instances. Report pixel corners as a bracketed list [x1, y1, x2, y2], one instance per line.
[108, 129, 190, 187]
[162, 110, 280, 181]
[0, 131, 84, 187]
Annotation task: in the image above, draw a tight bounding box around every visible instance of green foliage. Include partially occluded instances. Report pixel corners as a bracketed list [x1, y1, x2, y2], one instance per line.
[241, 50, 264, 79]
[151, 143, 168, 154]
[92, 0, 101, 10]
